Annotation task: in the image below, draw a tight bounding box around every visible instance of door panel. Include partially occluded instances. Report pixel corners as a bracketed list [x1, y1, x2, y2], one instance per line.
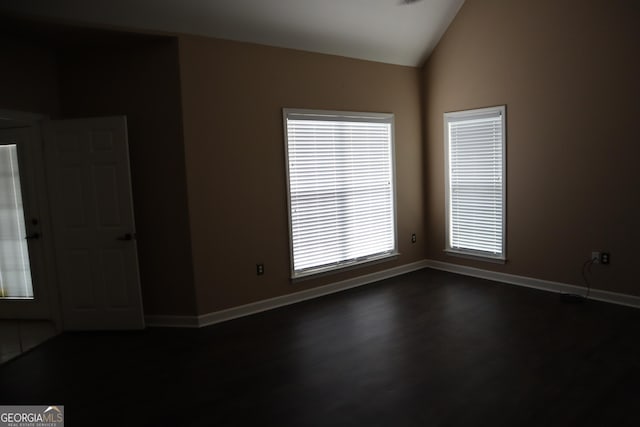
[59, 165, 88, 227]
[93, 165, 122, 226]
[44, 117, 144, 330]
[101, 249, 129, 307]
[66, 249, 95, 309]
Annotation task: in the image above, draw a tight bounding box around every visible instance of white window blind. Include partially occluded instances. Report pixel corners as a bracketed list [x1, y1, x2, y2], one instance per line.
[445, 106, 505, 260]
[0, 144, 34, 299]
[284, 109, 397, 278]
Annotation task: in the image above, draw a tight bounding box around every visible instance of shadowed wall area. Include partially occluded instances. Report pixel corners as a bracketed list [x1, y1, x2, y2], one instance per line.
[423, 0, 640, 295]
[178, 35, 425, 314]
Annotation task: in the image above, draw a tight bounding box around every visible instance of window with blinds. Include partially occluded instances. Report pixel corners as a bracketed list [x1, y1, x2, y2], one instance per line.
[284, 109, 397, 278]
[444, 106, 506, 261]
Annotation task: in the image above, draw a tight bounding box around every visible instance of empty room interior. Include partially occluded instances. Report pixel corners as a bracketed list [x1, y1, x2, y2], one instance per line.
[0, 0, 639, 425]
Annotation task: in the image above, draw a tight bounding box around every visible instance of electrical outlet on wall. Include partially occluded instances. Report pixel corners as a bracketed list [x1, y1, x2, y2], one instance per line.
[411, 233, 417, 243]
[591, 251, 600, 264]
[256, 264, 264, 275]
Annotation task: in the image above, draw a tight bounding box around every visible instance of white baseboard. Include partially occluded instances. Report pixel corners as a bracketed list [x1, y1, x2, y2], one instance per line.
[146, 258, 640, 328]
[145, 259, 430, 328]
[424, 259, 640, 309]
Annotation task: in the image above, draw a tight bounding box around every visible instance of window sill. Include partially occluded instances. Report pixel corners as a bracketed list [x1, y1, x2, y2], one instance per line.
[291, 252, 399, 283]
[444, 249, 506, 264]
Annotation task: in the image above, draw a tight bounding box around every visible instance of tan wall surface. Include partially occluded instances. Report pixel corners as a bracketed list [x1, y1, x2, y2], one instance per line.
[423, 0, 640, 294]
[9, 0, 636, 318]
[59, 38, 198, 315]
[178, 35, 425, 314]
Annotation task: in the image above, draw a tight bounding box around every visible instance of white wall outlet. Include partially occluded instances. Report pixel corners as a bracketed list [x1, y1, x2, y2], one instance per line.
[591, 251, 600, 263]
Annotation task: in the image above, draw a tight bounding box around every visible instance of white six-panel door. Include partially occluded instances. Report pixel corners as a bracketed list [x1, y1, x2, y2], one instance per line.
[44, 117, 144, 330]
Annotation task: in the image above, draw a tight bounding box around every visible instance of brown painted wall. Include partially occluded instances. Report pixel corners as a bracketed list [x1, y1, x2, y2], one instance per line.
[0, 39, 59, 115]
[423, 0, 640, 294]
[58, 38, 197, 315]
[178, 35, 424, 314]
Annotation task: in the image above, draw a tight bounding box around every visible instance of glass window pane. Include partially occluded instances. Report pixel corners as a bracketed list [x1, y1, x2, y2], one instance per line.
[444, 106, 506, 261]
[284, 110, 397, 278]
[0, 144, 34, 299]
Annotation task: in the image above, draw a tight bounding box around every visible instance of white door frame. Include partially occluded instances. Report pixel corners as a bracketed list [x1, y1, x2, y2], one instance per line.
[0, 109, 62, 331]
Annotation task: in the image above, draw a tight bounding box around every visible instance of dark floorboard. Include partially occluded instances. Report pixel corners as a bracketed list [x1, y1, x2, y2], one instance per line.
[1, 268, 640, 426]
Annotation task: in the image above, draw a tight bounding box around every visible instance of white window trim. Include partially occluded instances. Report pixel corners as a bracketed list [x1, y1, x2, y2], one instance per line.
[283, 108, 399, 279]
[444, 105, 506, 262]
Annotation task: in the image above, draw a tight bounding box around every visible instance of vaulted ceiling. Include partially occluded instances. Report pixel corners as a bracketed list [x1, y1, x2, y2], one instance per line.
[0, 0, 465, 66]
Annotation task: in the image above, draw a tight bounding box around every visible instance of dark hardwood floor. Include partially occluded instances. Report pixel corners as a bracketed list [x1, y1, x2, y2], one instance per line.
[1, 268, 639, 426]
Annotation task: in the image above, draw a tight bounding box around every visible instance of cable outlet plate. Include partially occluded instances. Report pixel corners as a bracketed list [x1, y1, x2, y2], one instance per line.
[591, 251, 600, 264]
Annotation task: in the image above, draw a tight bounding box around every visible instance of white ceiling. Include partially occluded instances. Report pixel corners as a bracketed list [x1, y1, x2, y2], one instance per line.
[0, 0, 465, 66]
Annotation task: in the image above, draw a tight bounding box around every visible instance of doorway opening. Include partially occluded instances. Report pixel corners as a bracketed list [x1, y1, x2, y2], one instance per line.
[0, 110, 144, 332]
[0, 142, 34, 300]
